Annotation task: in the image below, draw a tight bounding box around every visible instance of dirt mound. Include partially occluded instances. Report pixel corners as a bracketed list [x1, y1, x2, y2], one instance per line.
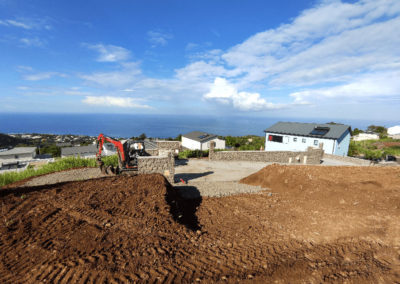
[1, 169, 400, 283]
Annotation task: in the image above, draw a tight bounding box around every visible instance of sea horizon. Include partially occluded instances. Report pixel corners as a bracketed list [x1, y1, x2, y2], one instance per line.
[0, 113, 398, 139]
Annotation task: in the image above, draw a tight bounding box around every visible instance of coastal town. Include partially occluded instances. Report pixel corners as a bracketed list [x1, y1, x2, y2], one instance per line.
[1, 122, 399, 173]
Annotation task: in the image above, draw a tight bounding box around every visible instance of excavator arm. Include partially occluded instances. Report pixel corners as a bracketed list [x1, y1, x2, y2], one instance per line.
[96, 133, 125, 175]
[96, 133, 146, 175]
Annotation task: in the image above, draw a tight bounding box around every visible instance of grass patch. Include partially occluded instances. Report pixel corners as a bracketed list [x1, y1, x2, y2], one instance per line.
[349, 139, 400, 159]
[0, 155, 118, 189]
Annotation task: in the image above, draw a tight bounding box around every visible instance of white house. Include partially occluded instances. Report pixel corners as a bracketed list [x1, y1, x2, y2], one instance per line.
[0, 147, 37, 170]
[61, 144, 98, 158]
[388, 125, 400, 139]
[264, 122, 351, 156]
[352, 132, 380, 141]
[182, 131, 225, 150]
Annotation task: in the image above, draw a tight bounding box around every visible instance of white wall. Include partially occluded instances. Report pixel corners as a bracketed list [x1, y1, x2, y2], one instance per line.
[265, 133, 335, 154]
[201, 138, 225, 150]
[0, 152, 36, 164]
[353, 133, 379, 141]
[182, 137, 201, 150]
[182, 137, 225, 150]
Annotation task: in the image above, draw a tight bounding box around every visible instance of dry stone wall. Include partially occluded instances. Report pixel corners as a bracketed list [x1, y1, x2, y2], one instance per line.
[145, 149, 159, 156]
[137, 153, 175, 183]
[156, 141, 181, 157]
[209, 142, 323, 165]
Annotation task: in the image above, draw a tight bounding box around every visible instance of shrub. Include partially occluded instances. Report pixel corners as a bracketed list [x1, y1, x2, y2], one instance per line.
[178, 150, 209, 159]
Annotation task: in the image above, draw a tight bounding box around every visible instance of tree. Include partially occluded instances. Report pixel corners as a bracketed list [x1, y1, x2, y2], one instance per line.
[138, 133, 147, 140]
[352, 128, 363, 136]
[366, 125, 387, 138]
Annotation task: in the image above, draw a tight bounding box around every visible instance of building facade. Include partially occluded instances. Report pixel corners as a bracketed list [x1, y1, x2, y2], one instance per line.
[264, 122, 351, 156]
[182, 131, 225, 150]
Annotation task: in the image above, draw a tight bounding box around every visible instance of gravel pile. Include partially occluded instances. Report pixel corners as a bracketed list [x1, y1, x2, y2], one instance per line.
[23, 168, 107, 187]
[174, 180, 266, 199]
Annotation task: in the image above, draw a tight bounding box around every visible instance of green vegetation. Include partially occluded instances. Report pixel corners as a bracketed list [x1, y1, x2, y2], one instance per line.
[178, 150, 209, 159]
[348, 138, 400, 160]
[224, 135, 265, 150]
[366, 125, 388, 138]
[0, 155, 118, 188]
[38, 145, 61, 157]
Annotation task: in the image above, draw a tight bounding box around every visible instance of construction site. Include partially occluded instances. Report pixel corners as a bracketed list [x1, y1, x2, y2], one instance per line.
[1, 142, 400, 283]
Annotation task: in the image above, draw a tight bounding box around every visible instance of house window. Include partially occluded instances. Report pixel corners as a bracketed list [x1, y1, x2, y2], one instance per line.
[314, 140, 318, 146]
[302, 138, 306, 143]
[268, 135, 283, 143]
[293, 137, 297, 142]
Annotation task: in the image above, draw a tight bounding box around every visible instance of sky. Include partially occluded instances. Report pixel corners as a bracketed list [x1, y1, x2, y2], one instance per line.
[0, 0, 399, 121]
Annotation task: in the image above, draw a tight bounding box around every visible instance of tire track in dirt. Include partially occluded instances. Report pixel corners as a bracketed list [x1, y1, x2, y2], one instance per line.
[1, 170, 400, 283]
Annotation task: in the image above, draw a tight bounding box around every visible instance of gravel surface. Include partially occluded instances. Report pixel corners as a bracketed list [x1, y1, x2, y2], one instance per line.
[174, 180, 266, 199]
[22, 168, 107, 187]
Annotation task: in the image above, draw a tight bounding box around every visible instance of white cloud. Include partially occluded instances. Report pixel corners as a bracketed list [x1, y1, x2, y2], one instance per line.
[23, 72, 66, 81]
[147, 30, 173, 47]
[0, 17, 52, 30]
[80, 62, 141, 88]
[82, 96, 152, 109]
[290, 71, 400, 103]
[204, 77, 285, 111]
[85, 43, 131, 62]
[20, 37, 45, 47]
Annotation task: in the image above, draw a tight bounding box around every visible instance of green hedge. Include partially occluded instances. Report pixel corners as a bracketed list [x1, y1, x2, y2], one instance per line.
[0, 155, 119, 188]
[178, 150, 209, 159]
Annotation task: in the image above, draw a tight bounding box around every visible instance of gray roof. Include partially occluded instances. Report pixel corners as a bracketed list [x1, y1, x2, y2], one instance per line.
[264, 122, 350, 140]
[61, 144, 97, 156]
[144, 140, 157, 150]
[182, 131, 218, 143]
[0, 147, 36, 156]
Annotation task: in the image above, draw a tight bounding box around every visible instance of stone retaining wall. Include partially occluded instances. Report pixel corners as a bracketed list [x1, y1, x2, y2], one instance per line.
[145, 149, 159, 156]
[323, 153, 371, 166]
[137, 152, 175, 183]
[156, 141, 181, 156]
[209, 142, 323, 165]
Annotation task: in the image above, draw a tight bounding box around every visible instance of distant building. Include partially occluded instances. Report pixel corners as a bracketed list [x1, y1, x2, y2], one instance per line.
[0, 147, 37, 170]
[182, 131, 225, 150]
[388, 125, 400, 139]
[352, 132, 379, 141]
[61, 145, 98, 158]
[264, 122, 351, 156]
[56, 142, 72, 147]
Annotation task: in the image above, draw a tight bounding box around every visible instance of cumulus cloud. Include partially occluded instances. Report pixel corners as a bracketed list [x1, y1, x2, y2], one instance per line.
[204, 77, 284, 111]
[85, 43, 131, 62]
[82, 96, 152, 109]
[290, 71, 400, 103]
[147, 30, 173, 47]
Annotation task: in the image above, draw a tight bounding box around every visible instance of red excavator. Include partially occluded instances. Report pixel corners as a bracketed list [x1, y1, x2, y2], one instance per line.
[96, 133, 146, 175]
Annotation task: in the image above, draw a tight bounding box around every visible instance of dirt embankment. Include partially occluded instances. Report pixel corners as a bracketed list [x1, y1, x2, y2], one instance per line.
[0, 165, 400, 283]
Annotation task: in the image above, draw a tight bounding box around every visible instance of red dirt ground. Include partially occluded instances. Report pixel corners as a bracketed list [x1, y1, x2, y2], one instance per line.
[372, 141, 400, 149]
[1, 165, 400, 283]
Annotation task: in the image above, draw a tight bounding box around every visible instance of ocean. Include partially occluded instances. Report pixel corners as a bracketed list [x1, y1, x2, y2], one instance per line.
[0, 113, 396, 138]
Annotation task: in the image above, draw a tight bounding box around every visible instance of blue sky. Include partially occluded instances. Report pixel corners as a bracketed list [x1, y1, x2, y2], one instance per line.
[0, 0, 399, 121]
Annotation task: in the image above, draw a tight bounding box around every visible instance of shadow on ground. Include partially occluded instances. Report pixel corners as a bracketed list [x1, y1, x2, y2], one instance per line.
[168, 184, 202, 231]
[174, 171, 213, 183]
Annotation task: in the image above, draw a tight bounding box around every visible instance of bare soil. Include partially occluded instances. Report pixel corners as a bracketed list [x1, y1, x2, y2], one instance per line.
[1, 165, 400, 283]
